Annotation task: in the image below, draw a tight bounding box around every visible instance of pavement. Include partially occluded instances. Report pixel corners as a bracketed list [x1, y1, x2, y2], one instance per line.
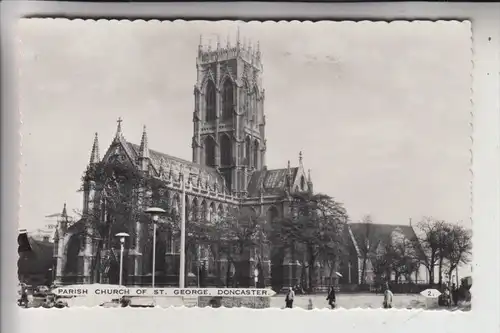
[270, 293, 426, 309]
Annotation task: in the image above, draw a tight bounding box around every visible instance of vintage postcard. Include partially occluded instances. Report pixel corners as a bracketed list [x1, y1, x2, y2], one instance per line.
[17, 19, 472, 311]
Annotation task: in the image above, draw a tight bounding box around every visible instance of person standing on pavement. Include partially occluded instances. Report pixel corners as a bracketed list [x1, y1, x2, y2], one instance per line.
[285, 287, 295, 309]
[20, 287, 29, 308]
[451, 283, 458, 306]
[383, 282, 393, 309]
[326, 286, 336, 309]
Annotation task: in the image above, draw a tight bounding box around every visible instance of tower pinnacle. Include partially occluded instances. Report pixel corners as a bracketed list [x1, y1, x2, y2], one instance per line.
[89, 133, 100, 164]
[61, 203, 67, 219]
[139, 125, 149, 159]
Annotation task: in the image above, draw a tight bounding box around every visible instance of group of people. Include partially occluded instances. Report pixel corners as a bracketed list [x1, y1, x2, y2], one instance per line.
[284, 285, 339, 309]
[439, 281, 471, 307]
[18, 284, 68, 309]
[283, 282, 394, 310]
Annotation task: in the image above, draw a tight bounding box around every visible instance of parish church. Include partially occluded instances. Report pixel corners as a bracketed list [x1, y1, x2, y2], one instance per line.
[53, 35, 314, 290]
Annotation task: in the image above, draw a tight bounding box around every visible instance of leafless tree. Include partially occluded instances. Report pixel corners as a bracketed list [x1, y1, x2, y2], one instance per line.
[444, 224, 472, 286]
[414, 217, 448, 285]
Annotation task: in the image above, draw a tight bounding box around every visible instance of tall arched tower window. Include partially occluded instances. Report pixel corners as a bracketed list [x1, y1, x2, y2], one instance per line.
[205, 81, 216, 122]
[253, 140, 259, 169]
[242, 84, 250, 122]
[222, 79, 233, 121]
[250, 86, 259, 123]
[220, 134, 232, 166]
[204, 136, 216, 167]
[245, 137, 251, 167]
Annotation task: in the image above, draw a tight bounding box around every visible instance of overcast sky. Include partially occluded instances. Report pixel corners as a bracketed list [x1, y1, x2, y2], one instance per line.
[18, 19, 472, 231]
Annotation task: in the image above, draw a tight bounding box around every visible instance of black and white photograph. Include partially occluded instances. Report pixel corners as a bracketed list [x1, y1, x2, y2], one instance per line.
[17, 19, 472, 310]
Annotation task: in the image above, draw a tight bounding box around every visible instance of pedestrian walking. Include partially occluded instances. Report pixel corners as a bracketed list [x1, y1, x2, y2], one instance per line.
[326, 286, 336, 309]
[285, 287, 295, 309]
[307, 298, 314, 310]
[383, 282, 393, 309]
[20, 287, 29, 308]
[451, 283, 458, 306]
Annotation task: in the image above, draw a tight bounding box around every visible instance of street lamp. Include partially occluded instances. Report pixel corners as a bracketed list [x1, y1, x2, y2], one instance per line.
[179, 176, 187, 288]
[115, 232, 129, 286]
[145, 207, 166, 288]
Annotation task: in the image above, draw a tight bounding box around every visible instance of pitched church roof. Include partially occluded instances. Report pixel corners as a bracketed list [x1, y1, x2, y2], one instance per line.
[18, 236, 53, 276]
[125, 142, 228, 192]
[348, 222, 424, 258]
[247, 167, 299, 196]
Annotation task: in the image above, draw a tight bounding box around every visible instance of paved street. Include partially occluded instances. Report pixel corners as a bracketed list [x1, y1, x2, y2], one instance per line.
[270, 293, 427, 310]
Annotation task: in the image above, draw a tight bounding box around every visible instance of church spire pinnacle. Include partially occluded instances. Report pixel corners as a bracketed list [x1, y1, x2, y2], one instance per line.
[57, 203, 69, 231]
[236, 27, 241, 48]
[61, 203, 68, 219]
[115, 117, 123, 140]
[89, 132, 100, 164]
[139, 125, 149, 159]
[299, 151, 303, 166]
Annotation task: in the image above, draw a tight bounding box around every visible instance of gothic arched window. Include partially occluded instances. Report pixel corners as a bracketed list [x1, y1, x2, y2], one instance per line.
[205, 81, 216, 122]
[241, 207, 257, 219]
[222, 79, 233, 121]
[204, 136, 216, 167]
[266, 206, 279, 224]
[245, 137, 251, 167]
[192, 198, 199, 221]
[300, 176, 305, 191]
[220, 134, 232, 166]
[171, 194, 180, 217]
[201, 200, 207, 222]
[253, 140, 259, 169]
[217, 204, 224, 220]
[208, 203, 216, 223]
[64, 234, 82, 275]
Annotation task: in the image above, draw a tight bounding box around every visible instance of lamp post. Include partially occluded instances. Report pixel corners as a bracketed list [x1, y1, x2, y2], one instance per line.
[115, 232, 129, 286]
[179, 175, 186, 288]
[145, 207, 166, 288]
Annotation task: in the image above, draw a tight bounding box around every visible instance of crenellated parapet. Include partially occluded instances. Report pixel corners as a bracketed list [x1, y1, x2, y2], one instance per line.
[196, 34, 262, 71]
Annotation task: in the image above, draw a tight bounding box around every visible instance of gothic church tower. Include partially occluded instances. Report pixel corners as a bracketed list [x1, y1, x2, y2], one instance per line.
[192, 33, 267, 196]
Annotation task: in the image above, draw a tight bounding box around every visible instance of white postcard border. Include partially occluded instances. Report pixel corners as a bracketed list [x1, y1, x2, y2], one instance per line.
[1, 2, 499, 333]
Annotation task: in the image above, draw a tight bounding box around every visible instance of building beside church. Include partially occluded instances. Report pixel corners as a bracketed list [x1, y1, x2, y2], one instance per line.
[53, 36, 314, 289]
[339, 222, 426, 286]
